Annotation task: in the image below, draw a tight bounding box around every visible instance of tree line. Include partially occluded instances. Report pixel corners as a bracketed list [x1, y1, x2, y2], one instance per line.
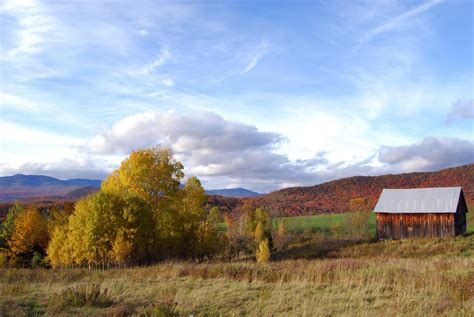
[0, 147, 275, 268]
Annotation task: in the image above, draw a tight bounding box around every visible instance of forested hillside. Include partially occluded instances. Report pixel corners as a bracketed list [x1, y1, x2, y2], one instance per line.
[226, 164, 474, 216]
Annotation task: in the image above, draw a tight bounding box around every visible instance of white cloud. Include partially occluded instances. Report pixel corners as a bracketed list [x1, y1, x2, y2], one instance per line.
[241, 41, 268, 74]
[0, 0, 56, 59]
[378, 137, 474, 172]
[139, 49, 171, 75]
[162, 78, 175, 87]
[0, 92, 40, 111]
[139, 29, 149, 37]
[0, 157, 111, 180]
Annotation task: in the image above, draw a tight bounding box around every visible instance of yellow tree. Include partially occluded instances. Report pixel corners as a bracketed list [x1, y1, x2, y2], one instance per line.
[8, 207, 48, 263]
[254, 221, 265, 243]
[101, 147, 185, 259]
[47, 225, 73, 268]
[175, 176, 207, 258]
[101, 147, 184, 208]
[256, 239, 270, 263]
[112, 231, 133, 266]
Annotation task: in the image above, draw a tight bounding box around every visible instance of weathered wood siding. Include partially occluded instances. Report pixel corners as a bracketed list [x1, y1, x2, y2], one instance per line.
[376, 213, 457, 240]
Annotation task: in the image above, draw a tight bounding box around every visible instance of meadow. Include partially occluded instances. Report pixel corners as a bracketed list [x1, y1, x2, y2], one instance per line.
[1, 210, 472, 316]
[1, 235, 473, 316]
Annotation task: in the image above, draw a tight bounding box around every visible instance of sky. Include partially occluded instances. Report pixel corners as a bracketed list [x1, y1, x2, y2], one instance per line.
[0, 0, 473, 193]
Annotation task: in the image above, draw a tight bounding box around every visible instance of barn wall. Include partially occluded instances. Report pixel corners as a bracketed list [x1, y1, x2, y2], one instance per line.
[376, 213, 456, 240]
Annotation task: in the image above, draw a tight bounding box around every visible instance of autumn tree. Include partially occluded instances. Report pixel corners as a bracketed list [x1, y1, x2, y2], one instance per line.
[254, 221, 265, 243]
[0, 202, 24, 249]
[242, 203, 256, 236]
[344, 197, 372, 237]
[196, 206, 222, 261]
[256, 239, 270, 263]
[277, 220, 286, 238]
[101, 147, 184, 208]
[47, 191, 155, 268]
[8, 207, 48, 265]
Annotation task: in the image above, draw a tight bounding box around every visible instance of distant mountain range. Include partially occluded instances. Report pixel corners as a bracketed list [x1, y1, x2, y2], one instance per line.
[0, 174, 102, 202]
[1, 164, 472, 216]
[0, 174, 260, 202]
[206, 188, 260, 198]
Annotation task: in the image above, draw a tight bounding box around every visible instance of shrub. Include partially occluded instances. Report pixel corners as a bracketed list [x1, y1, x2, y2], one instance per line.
[0, 252, 8, 268]
[31, 252, 46, 268]
[48, 283, 112, 313]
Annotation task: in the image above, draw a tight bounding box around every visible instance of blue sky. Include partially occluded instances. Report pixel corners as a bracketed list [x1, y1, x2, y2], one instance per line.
[1, 0, 473, 192]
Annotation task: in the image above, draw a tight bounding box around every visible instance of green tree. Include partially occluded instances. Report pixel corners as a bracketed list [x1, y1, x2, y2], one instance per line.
[196, 206, 222, 261]
[0, 202, 24, 249]
[242, 203, 256, 236]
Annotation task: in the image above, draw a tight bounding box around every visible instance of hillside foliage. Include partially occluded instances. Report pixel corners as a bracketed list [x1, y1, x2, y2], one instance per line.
[211, 164, 474, 216]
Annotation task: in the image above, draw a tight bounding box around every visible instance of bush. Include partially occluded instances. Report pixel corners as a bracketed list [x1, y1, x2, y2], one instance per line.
[48, 283, 112, 313]
[0, 252, 8, 268]
[31, 252, 46, 268]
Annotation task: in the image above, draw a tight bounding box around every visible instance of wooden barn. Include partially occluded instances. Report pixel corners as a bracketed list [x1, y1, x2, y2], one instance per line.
[374, 187, 468, 240]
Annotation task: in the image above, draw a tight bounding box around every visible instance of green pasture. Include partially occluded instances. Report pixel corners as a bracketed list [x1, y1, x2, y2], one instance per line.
[220, 209, 474, 235]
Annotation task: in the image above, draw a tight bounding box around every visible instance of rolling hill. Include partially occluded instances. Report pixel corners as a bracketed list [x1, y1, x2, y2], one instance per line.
[240, 164, 474, 216]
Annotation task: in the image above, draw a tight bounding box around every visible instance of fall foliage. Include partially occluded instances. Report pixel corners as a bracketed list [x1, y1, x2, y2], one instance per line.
[8, 207, 48, 265]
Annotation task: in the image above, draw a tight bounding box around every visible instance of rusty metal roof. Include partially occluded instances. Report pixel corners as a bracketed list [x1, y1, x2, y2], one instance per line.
[374, 187, 463, 213]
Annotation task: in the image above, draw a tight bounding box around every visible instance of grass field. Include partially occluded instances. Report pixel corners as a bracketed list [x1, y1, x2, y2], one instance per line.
[1, 210, 472, 316]
[1, 235, 473, 316]
[272, 212, 376, 234]
[222, 209, 474, 235]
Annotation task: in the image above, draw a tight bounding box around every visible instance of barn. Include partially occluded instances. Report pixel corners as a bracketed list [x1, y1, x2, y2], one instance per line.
[374, 187, 468, 240]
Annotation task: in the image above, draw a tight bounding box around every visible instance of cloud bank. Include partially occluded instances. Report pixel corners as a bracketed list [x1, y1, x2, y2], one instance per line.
[80, 110, 474, 192]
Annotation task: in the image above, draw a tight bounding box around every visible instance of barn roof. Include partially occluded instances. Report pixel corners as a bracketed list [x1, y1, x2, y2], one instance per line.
[374, 187, 464, 213]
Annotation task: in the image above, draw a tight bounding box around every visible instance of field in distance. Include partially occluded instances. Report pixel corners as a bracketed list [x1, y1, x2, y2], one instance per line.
[219, 210, 474, 234]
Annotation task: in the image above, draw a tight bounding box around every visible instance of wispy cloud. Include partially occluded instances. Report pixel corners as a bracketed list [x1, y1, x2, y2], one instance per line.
[241, 41, 269, 74]
[138, 49, 172, 75]
[0, 92, 40, 111]
[0, 0, 56, 59]
[360, 0, 442, 43]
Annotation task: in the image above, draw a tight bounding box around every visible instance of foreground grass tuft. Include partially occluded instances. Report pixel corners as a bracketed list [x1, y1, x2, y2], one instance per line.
[48, 283, 112, 314]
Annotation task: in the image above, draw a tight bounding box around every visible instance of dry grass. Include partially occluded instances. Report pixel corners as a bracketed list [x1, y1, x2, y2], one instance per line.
[0, 235, 473, 316]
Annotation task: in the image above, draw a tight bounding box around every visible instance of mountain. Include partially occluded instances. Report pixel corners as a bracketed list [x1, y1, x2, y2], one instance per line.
[206, 188, 260, 198]
[240, 164, 474, 216]
[0, 174, 102, 202]
[0, 174, 259, 202]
